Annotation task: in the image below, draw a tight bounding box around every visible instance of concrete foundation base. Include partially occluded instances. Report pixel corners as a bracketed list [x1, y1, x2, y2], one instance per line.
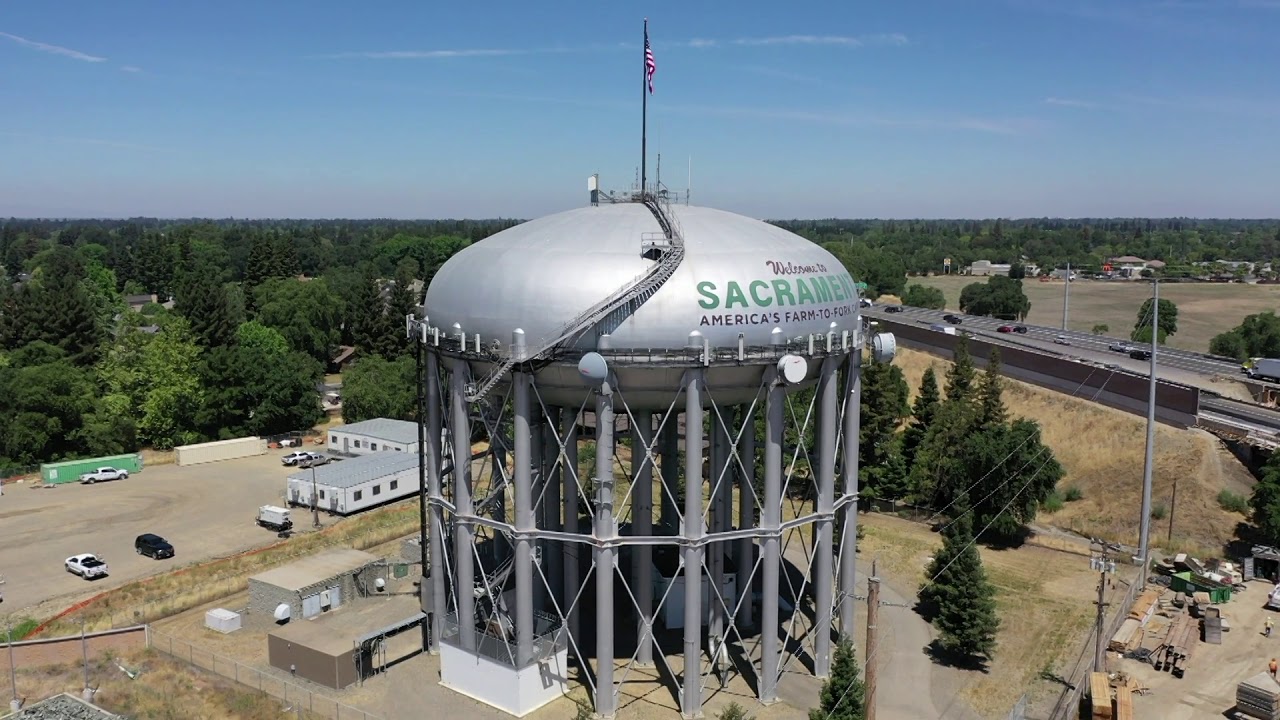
[439, 643, 570, 717]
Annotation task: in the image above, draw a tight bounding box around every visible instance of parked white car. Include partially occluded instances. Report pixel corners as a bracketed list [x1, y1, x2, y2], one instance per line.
[281, 451, 321, 466]
[79, 466, 128, 484]
[65, 553, 109, 580]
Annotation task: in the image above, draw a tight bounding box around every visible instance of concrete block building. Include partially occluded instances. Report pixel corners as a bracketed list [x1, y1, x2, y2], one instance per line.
[247, 548, 378, 622]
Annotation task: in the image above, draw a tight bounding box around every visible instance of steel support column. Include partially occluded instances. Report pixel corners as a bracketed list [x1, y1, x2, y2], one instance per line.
[760, 369, 783, 703]
[737, 407, 756, 629]
[545, 407, 563, 612]
[594, 387, 618, 718]
[449, 360, 476, 651]
[680, 368, 711, 717]
[708, 410, 729, 679]
[513, 372, 534, 666]
[426, 351, 446, 653]
[814, 357, 839, 677]
[561, 410, 581, 651]
[530, 408, 546, 616]
[660, 414, 680, 533]
[839, 349, 861, 637]
[632, 414, 655, 666]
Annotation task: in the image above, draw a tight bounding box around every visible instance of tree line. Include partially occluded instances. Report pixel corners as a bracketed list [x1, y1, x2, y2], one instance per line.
[0, 220, 520, 470]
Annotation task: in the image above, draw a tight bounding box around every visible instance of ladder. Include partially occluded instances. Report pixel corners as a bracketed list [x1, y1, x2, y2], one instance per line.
[465, 197, 684, 402]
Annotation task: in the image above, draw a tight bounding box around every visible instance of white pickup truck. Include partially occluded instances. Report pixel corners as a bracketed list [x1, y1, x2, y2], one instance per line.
[79, 467, 129, 484]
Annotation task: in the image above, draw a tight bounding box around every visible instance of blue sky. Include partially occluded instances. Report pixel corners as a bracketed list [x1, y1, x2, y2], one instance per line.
[1, 0, 1277, 219]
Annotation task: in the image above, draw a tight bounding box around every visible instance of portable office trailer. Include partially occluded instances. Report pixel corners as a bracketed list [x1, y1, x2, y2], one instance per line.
[174, 437, 267, 466]
[285, 452, 420, 516]
[326, 418, 419, 457]
[40, 454, 144, 484]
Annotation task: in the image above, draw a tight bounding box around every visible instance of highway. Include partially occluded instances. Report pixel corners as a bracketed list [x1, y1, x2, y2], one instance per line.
[864, 304, 1280, 438]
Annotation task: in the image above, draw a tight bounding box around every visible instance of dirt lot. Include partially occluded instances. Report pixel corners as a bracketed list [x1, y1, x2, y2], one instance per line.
[894, 347, 1257, 556]
[908, 275, 1280, 353]
[0, 449, 304, 616]
[1115, 580, 1280, 719]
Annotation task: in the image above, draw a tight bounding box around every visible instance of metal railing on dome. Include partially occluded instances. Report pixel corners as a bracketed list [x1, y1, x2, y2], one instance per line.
[462, 194, 687, 403]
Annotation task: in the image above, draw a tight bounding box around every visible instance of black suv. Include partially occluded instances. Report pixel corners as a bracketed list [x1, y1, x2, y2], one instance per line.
[884, 305, 903, 313]
[943, 314, 963, 324]
[1129, 349, 1152, 361]
[135, 533, 174, 560]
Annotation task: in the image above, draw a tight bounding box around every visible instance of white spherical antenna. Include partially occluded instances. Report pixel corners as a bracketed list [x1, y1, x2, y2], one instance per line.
[871, 333, 897, 364]
[777, 354, 808, 385]
[578, 352, 610, 384]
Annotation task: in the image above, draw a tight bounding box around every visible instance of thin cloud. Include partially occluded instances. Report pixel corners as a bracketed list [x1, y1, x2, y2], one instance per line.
[682, 33, 909, 49]
[1044, 97, 1097, 108]
[120, 65, 143, 73]
[0, 131, 172, 153]
[319, 48, 523, 60]
[741, 66, 824, 85]
[665, 104, 1032, 135]
[0, 31, 107, 63]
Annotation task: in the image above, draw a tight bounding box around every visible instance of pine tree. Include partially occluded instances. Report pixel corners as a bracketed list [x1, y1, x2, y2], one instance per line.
[174, 265, 236, 349]
[243, 234, 276, 293]
[920, 506, 999, 663]
[350, 271, 387, 358]
[378, 266, 417, 359]
[273, 233, 302, 278]
[902, 365, 940, 466]
[809, 637, 864, 720]
[1251, 452, 1280, 543]
[859, 361, 910, 499]
[976, 348, 1008, 429]
[944, 336, 976, 403]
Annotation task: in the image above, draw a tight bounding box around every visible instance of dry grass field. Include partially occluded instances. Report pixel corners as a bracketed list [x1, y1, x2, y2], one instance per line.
[905, 275, 1280, 353]
[893, 347, 1256, 555]
[11, 648, 325, 720]
[858, 513, 1101, 718]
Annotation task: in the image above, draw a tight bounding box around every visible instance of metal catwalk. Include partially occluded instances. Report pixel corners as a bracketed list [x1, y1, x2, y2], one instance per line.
[412, 323, 879, 718]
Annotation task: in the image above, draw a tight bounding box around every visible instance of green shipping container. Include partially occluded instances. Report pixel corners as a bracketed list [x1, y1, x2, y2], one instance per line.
[40, 454, 144, 484]
[1169, 571, 1233, 604]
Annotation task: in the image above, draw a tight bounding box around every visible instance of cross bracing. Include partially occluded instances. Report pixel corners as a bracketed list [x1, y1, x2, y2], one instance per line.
[416, 324, 867, 719]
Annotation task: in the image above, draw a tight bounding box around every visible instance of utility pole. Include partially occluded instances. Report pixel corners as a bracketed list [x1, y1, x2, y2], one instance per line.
[1090, 541, 1116, 672]
[7, 620, 19, 713]
[1137, 280, 1158, 588]
[79, 618, 90, 701]
[311, 464, 320, 529]
[1061, 262, 1071, 330]
[865, 560, 880, 720]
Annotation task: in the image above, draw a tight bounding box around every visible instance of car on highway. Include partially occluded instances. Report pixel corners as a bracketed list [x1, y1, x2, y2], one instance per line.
[1130, 349, 1152, 360]
[884, 305, 903, 313]
[1108, 342, 1132, 353]
[79, 466, 128, 484]
[1012, 325, 1028, 333]
[65, 553, 109, 580]
[997, 325, 1014, 333]
[135, 533, 175, 560]
[942, 314, 963, 324]
[1053, 335, 1071, 346]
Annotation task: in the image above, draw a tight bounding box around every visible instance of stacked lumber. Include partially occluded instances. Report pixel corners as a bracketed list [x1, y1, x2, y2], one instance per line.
[1129, 588, 1161, 625]
[1090, 672, 1113, 720]
[1237, 672, 1280, 720]
[1151, 612, 1198, 676]
[1110, 618, 1141, 652]
[1113, 686, 1134, 720]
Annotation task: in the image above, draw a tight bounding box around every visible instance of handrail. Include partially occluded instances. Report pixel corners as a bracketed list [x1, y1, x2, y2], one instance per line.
[465, 198, 685, 402]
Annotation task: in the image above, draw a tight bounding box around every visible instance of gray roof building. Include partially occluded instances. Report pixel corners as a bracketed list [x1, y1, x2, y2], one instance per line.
[287, 451, 419, 489]
[330, 418, 419, 446]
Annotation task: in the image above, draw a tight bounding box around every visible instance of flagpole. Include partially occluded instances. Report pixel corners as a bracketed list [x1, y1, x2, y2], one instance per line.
[641, 17, 648, 199]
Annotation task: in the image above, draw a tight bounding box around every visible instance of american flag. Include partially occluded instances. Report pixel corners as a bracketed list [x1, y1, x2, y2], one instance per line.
[644, 30, 656, 94]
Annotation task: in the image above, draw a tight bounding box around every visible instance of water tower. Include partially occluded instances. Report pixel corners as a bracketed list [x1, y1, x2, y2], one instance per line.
[410, 190, 894, 718]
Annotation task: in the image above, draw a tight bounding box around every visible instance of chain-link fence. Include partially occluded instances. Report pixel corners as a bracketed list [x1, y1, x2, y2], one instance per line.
[148, 628, 383, 720]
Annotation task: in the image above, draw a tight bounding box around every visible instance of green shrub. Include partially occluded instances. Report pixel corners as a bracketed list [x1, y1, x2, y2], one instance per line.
[1217, 489, 1249, 514]
[718, 701, 751, 720]
[1151, 502, 1167, 520]
[1063, 485, 1084, 502]
[1041, 492, 1064, 514]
